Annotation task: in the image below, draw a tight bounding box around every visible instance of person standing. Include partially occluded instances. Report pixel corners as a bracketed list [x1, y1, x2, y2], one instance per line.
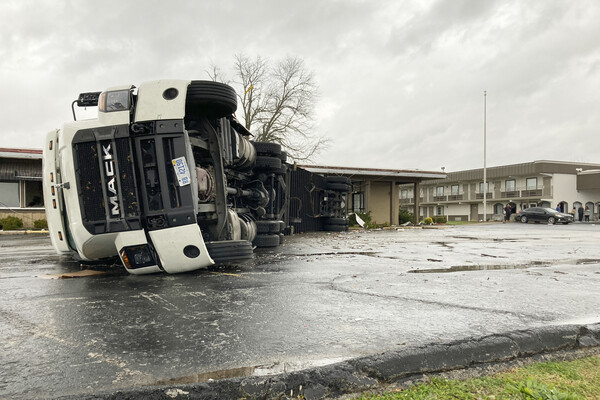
[584, 206, 591, 222]
[578, 206, 584, 222]
[504, 203, 512, 223]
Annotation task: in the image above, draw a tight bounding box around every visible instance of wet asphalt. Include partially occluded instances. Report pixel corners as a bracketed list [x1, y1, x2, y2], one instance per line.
[1, 223, 600, 399]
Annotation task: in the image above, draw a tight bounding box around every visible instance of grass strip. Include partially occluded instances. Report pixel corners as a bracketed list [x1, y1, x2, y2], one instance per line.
[356, 354, 600, 400]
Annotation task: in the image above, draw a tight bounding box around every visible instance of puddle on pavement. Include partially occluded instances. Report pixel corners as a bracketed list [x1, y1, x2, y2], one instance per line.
[148, 358, 349, 386]
[408, 261, 551, 273]
[575, 259, 600, 265]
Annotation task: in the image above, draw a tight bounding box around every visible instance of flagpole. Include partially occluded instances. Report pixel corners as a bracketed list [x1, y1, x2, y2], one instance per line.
[483, 91, 487, 222]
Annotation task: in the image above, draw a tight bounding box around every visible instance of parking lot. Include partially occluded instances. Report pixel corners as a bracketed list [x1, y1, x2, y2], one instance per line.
[1, 223, 600, 399]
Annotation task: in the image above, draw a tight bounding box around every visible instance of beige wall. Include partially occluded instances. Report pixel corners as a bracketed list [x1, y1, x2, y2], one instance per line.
[0, 210, 46, 228]
[368, 181, 393, 225]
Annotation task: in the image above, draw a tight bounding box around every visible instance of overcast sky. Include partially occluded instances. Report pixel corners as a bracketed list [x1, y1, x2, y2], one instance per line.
[2, 0, 599, 172]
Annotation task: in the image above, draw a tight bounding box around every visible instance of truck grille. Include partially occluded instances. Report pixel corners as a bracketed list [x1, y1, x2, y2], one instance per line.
[75, 142, 105, 222]
[73, 126, 141, 234]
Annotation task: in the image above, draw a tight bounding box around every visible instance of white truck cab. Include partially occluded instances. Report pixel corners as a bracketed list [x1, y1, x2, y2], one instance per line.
[43, 80, 268, 274]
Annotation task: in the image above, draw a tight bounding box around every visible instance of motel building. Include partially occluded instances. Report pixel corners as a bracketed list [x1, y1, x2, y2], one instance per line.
[399, 160, 600, 222]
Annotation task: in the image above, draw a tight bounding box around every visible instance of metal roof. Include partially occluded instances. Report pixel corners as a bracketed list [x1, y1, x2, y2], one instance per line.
[297, 164, 446, 180]
[0, 147, 43, 160]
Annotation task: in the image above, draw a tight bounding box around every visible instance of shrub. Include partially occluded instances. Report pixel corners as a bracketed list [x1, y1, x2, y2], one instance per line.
[434, 216, 447, 224]
[0, 216, 24, 230]
[423, 217, 433, 225]
[34, 219, 48, 229]
[398, 209, 414, 224]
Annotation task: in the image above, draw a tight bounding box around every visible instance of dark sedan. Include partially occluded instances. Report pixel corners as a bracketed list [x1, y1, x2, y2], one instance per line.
[516, 207, 573, 224]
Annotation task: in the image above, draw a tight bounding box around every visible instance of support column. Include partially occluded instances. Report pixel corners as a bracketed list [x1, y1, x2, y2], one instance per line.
[391, 181, 399, 225]
[413, 182, 420, 225]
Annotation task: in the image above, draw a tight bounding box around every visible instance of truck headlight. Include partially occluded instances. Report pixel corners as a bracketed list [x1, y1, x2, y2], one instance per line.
[119, 245, 158, 270]
[99, 89, 131, 113]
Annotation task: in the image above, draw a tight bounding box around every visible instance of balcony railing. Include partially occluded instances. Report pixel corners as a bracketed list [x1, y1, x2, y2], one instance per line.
[501, 190, 520, 198]
[520, 189, 543, 197]
[475, 192, 493, 200]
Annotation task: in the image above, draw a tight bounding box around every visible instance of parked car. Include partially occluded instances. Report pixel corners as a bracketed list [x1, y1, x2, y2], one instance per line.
[516, 207, 573, 224]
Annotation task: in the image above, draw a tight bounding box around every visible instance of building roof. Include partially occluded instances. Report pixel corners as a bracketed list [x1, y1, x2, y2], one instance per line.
[297, 164, 446, 182]
[0, 147, 43, 160]
[417, 160, 600, 184]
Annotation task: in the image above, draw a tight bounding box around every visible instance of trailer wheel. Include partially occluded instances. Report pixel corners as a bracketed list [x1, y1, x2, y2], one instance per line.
[253, 234, 281, 247]
[323, 224, 348, 232]
[326, 182, 351, 192]
[256, 220, 282, 234]
[205, 240, 253, 264]
[326, 176, 351, 185]
[325, 217, 348, 226]
[186, 81, 237, 119]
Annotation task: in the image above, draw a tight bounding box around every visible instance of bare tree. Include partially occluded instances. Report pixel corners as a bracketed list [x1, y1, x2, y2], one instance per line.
[210, 54, 327, 161]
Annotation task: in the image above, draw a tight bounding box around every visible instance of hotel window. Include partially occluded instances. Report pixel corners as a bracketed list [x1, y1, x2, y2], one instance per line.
[451, 185, 459, 195]
[479, 182, 488, 193]
[505, 179, 516, 191]
[526, 178, 537, 190]
[436, 186, 444, 196]
[401, 189, 408, 199]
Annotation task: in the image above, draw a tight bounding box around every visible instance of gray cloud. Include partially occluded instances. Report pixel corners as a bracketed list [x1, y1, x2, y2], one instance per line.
[1, 0, 599, 171]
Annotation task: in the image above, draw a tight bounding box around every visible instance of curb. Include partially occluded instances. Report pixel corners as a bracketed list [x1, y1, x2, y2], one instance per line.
[57, 323, 600, 400]
[0, 230, 49, 235]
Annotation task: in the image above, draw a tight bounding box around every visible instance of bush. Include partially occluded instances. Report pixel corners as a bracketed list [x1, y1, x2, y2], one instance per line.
[33, 219, 48, 229]
[398, 209, 414, 224]
[0, 216, 24, 230]
[423, 217, 434, 225]
[434, 216, 447, 224]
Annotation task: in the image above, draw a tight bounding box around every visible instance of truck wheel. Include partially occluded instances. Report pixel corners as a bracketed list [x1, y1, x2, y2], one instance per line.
[253, 234, 281, 247]
[278, 151, 288, 163]
[186, 81, 237, 119]
[205, 240, 253, 264]
[253, 142, 282, 156]
[255, 156, 282, 170]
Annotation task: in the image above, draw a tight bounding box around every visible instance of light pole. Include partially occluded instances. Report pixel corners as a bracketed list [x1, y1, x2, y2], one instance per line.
[483, 91, 487, 222]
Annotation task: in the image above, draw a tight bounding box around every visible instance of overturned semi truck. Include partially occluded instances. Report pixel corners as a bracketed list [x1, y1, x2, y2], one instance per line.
[42, 80, 350, 274]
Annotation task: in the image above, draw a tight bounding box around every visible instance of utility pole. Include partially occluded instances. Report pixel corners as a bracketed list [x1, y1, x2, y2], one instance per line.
[483, 91, 487, 222]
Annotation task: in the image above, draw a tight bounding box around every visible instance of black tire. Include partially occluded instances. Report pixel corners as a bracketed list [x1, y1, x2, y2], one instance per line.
[326, 176, 351, 185]
[279, 151, 288, 163]
[253, 234, 281, 248]
[253, 142, 282, 156]
[323, 224, 348, 232]
[255, 156, 282, 170]
[205, 240, 253, 264]
[327, 182, 351, 192]
[325, 217, 348, 226]
[548, 216, 556, 224]
[256, 220, 282, 234]
[520, 216, 528, 223]
[185, 81, 237, 119]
